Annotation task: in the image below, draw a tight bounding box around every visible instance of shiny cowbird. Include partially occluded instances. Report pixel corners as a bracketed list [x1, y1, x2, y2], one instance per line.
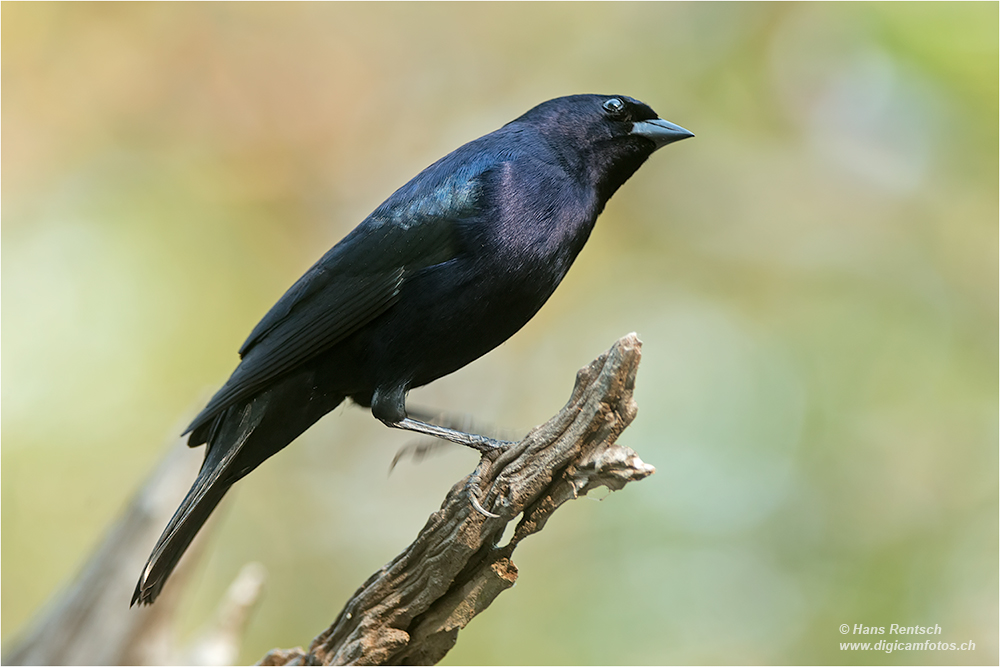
[133, 94, 692, 605]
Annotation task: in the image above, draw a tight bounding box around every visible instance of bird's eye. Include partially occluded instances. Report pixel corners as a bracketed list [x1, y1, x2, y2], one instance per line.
[602, 97, 626, 116]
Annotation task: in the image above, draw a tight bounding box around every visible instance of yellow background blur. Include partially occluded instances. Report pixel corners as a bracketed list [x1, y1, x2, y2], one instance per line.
[3, 3, 997, 664]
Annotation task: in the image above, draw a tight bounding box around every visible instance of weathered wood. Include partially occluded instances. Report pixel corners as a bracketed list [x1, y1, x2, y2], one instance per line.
[4, 334, 651, 666]
[260, 333, 654, 666]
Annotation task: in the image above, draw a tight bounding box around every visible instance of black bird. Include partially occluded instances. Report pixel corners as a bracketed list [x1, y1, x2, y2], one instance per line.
[132, 94, 692, 606]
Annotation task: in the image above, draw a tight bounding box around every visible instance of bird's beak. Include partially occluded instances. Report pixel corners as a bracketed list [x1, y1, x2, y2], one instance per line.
[630, 118, 694, 148]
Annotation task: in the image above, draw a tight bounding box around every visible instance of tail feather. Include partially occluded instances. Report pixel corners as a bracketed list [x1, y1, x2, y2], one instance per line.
[134, 377, 347, 606]
[131, 467, 231, 606]
[132, 402, 265, 606]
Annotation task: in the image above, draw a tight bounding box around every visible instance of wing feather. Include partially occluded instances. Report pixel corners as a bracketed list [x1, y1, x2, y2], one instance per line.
[184, 155, 493, 438]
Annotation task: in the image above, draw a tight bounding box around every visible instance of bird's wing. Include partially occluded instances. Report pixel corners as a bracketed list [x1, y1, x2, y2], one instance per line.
[184, 160, 489, 437]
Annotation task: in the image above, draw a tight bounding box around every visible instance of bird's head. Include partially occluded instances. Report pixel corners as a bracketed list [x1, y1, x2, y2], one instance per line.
[512, 94, 693, 202]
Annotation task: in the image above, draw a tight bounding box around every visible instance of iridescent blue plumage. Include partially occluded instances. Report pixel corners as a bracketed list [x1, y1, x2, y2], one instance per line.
[134, 94, 692, 606]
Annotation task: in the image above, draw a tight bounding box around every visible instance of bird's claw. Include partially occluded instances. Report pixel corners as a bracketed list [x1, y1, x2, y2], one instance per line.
[470, 492, 500, 519]
[465, 462, 501, 519]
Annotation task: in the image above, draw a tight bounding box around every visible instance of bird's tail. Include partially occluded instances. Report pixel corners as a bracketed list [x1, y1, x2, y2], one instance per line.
[132, 401, 265, 607]
[130, 459, 230, 606]
[133, 377, 347, 606]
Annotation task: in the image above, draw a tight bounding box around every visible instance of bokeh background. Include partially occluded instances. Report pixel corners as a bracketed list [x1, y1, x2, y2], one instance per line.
[3, 3, 997, 665]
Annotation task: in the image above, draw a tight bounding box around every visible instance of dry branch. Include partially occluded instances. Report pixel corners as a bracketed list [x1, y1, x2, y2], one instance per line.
[260, 333, 654, 666]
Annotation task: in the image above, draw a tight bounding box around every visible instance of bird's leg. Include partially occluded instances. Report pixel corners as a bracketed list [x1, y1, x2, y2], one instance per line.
[388, 406, 517, 473]
[391, 417, 512, 453]
[387, 417, 506, 518]
[371, 385, 510, 517]
[404, 405, 510, 441]
[371, 385, 514, 454]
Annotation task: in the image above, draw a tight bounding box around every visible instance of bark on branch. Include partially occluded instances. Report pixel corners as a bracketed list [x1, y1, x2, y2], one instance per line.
[261, 333, 654, 666]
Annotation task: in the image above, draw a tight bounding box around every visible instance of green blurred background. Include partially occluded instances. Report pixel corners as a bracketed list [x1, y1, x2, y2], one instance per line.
[3, 3, 997, 664]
